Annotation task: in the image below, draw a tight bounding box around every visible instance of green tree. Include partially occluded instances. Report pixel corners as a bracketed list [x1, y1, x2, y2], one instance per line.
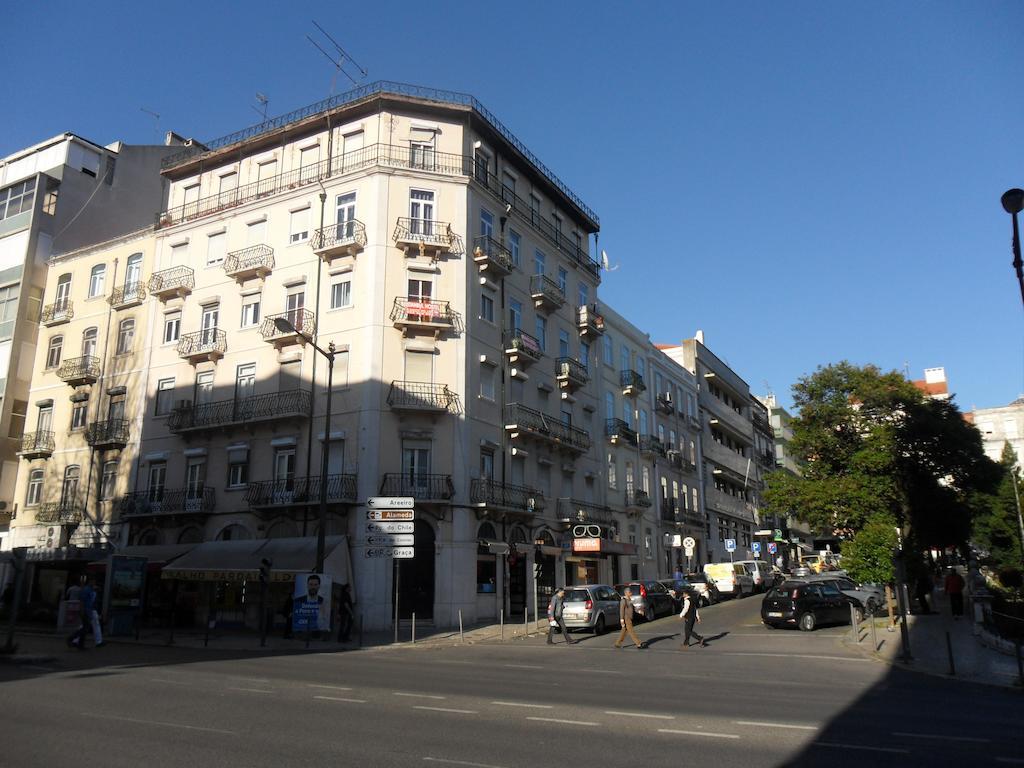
[841, 514, 899, 584]
[971, 443, 1023, 571]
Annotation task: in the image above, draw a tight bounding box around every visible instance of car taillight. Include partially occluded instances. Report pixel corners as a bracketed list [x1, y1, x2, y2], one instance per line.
[791, 589, 800, 599]
[585, 599, 593, 610]
[639, 585, 647, 597]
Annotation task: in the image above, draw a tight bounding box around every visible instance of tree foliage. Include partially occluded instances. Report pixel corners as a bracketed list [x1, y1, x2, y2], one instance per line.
[971, 443, 1023, 571]
[841, 514, 899, 584]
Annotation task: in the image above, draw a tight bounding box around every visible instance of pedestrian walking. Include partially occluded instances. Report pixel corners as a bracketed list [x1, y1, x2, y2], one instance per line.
[678, 588, 707, 649]
[944, 568, 966, 619]
[547, 587, 574, 645]
[614, 588, 645, 649]
[337, 583, 354, 642]
[69, 576, 97, 650]
[915, 572, 933, 614]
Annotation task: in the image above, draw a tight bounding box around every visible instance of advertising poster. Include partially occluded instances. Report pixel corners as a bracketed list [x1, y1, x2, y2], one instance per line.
[292, 573, 332, 633]
[109, 556, 146, 609]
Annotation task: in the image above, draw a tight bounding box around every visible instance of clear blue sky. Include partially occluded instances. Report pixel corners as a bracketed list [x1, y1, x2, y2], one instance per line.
[4, 1, 1022, 412]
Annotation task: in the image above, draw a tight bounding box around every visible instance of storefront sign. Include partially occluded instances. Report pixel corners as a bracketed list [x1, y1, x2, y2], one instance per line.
[572, 538, 602, 553]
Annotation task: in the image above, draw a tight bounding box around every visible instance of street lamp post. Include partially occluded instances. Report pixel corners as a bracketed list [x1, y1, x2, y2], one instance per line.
[274, 316, 335, 573]
[1000, 188, 1024, 307]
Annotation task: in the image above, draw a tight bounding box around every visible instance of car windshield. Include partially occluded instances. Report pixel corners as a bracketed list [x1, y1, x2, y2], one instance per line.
[563, 589, 591, 603]
[686, 574, 708, 583]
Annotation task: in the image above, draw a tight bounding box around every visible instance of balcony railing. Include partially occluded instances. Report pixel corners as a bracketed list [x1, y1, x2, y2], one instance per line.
[108, 281, 146, 309]
[85, 419, 130, 449]
[390, 297, 460, 334]
[224, 244, 274, 281]
[555, 357, 588, 391]
[703, 439, 751, 478]
[656, 393, 675, 415]
[620, 369, 646, 395]
[472, 235, 514, 276]
[625, 489, 652, 509]
[177, 329, 227, 362]
[556, 498, 615, 526]
[120, 487, 216, 517]
[667, 450, 684, 470]
[392, 217, 461, 256]
[312, 220, 367, 260]
[529, 273, 566, 311]
[57, 355, 100, 386]
[504, 403, 591, 453]
[246, 474, 357, 508]
[605, 418, 637, 445]
[168, 389, 311, 433]
[639, 435, 667, 457]
[40, 301, 72, 326]
[36, 501, 83, 524]
[708, 403, 754, 440]
[379, 473, 454, 501]
[19, 431, 54, 459]
[660, 499, 678, 523]
[503, 329, 543, 365]
[470, 479, 545, 513]
[386, 381, 460, 413]
[259, 309, 316, 347]
[705, 487, 756, 522]
[148, 266, 194, 299]
[576, 304, 605, 336]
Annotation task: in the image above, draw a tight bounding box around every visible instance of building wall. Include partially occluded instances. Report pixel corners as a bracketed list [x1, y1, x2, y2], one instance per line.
[972, 399, 1024, 464]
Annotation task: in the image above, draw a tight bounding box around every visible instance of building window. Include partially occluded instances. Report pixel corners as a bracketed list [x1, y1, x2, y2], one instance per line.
[559, 329, 570, 359]
[529, 194, 540, 224]
[289, 208, 310, 243]
[474, 150, 489, 183]
[557, 267, 567, 295]
[155, 378, 175, 416]
[578, 282, 589, 308]
[42, 187, 58, 216]
[509, 231, 521, 267]
[580, 341, 590, 371]
[206, 232, 226, 267]
[71, 401, 88, 430]
[228, 448, 249, 488]
[116, 318, 135, 355]
[163, 313, 180, 343]
[330, 279, 352, 309]
[240, 297, 261, 327]
[533, 249, 546, 276]
[480, 293, 494, 323]
[480, 209, 493, 240]
[100, 461, 117, 501]
[26, 469, 43, 507]
[480, 364, 496, 400]
[509, 299, 522, 332]
[603, 334, 613, 366]
[608, 453, 617, 489]
[412, 142, 436, 171]
[409, 189, 435, 234]
[247, 219, 267, 245]
[0, 178, 36, 221]
[61, 465, 80, 505]
[218, 172, 237, 198]
[81, 327, 98, 358]
[535, 315, 546, 352]
[46, 336, 63, 369]
[0, 284, 19, 340]
[621, 345, 631, 373]
[336, 192, 356, 232]
[605, 392, 615, 421]
[88, 264, 106, 298]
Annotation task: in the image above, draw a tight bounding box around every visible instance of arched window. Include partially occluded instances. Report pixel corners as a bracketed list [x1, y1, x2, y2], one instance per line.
[216, 524, 252, 541]
[88, 264, 106, 298]
[26, 469, 43, 507]
[124, 253, 142, 288]
[61, 465, 80, 505]
[136, 528, 161, 546]
[82, 327, 98, 358]
[265, 519, 298, 539]
[178, 526, 203, 544]
[46, 335, 63, 369]
[116, 318, 134, 354]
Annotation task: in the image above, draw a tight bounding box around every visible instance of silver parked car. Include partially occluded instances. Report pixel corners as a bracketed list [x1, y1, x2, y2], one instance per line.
[560, 584, 622, 636]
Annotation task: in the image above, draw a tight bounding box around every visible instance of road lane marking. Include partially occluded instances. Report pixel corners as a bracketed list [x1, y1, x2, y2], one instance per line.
[658, 729, 739, 739]
[81, 713, 235, 735]
[996, 758, 1024, 765]
[395, 692, 447, 700]
[736, 720, 817, 731]
[491, 701, 553, 709]
[584, 669, 624, 675]
[308, 684, 353, 691]
[150, 678, 191, 686]
[527, 717, 597, 726]
[723, 652, 869, 663]
[503, 664, 543, 670]
[813, 742, 909, 754]
[413, 706, 478, 714]
[605, 711, 674, 720]
[423, 758, 509, 768]
[314, 695, 367, 703]
[227, 687, 272, 694]
[892, 732, 990, 743]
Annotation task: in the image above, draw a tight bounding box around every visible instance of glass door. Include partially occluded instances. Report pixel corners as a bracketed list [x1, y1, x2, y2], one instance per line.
[234, 363, 256, 419]
[125, 254, 142, 288]
[285, 291, 305, 333]
[54, 275, 71, 311]
[185, 459, 205, 511]
[201, 305, 219, 346]
[336, 193, 356, 238]
[402, 445, 430, 497]
[147, 463, 166, 505]
[273, 448, 296, 503]
[409, 190, 434, 236]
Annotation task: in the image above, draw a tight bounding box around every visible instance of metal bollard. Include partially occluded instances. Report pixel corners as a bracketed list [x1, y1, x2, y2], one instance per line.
[412, 613, 416, 644]
[945, 631, 955, 676]
[459, 609, 464, 642]
[885, 585, 896, 632]
[358, 613, 364, 648]
[500, 609, 504, 641]
[850, 604, 859, 643]
[870, 612, 878, 651]
[524, 608, 528, 637]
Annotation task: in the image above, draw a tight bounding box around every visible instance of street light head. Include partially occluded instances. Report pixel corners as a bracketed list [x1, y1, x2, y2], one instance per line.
[1002, 188, 1024, 215]
[274, 317, 296, 334]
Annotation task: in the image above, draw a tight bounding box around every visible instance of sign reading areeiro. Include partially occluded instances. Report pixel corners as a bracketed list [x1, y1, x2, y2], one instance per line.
[366, 497, 415, 509]
[364, 498, 415, 560]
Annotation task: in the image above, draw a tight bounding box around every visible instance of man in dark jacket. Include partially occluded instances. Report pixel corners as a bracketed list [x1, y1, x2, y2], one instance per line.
[547, 588, 574, 645]
[614, 588, 645, 649]
[679, 588, 707, 649]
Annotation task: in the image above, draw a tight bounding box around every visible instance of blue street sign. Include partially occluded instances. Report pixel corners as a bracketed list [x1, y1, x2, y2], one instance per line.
[751, 542, 761, 554]
[725, 538, 736, 553]
[768, 542, 778, 554]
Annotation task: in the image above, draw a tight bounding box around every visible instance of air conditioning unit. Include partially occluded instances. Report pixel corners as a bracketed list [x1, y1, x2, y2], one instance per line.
[45, 525, 68, 548]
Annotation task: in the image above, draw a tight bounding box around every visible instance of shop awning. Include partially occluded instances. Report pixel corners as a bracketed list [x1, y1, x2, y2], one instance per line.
[89, 544, 196, 567]
[161, 536, 351, 585]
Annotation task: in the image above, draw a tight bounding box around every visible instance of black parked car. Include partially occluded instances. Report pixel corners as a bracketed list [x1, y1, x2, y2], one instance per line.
[613, 580, 675, 621]
[761, 580, 865, 631]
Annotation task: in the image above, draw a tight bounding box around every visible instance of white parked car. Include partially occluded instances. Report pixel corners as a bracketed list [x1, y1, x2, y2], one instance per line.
[737, 560, 773, 593]
[703, 562, 755, 598]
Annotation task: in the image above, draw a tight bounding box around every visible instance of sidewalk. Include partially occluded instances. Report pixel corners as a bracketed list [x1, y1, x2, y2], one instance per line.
[843, 587, 1023, 688]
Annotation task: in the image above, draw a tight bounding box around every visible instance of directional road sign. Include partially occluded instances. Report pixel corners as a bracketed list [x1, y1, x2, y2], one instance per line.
[682, 536, 696, 550]
[365, 547, 415, 559]
[367, 497, 415, 509]
[724, 538, 736, 553]
[366, 509, 415, 521]
[366, 521, 414, 534]
[751, 541, 761, 555]
[366, 534, 415, 547]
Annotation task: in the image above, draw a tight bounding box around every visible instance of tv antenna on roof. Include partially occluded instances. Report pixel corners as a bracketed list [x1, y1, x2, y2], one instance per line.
[601, 249, 620, 272]
[140, 107, 160, 139]
[252, 92, 269, 122]
[307, 20, 367, 95]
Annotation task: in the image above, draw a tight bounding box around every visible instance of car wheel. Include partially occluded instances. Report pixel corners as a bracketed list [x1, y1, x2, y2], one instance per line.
[866, 598, 878, 614]
[852, 606, 865, 624]
[594, 615, 606, 636]
[799, 612, 816, 632]
[647, 602, 658, 621]
[699, 595, 709, 608]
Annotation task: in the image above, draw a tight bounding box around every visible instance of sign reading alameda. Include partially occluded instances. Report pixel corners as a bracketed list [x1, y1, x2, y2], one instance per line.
[366, 509, 415, 521]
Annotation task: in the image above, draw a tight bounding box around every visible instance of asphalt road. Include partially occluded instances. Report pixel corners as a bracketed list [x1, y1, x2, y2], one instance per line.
[1, 595, 1022, 768]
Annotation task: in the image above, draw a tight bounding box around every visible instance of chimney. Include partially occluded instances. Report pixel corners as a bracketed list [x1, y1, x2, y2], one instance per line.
[695, 329, 705, 344]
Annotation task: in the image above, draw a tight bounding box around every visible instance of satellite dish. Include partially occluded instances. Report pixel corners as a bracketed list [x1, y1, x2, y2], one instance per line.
[601, 250, 619, 272]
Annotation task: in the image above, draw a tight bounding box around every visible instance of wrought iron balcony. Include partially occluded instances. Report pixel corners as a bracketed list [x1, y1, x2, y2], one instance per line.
[620, 369, 646, 396]
[224, 244, 274, 281]
[119, 487, 216, 517]
[168, 389, 310, 433]
[576, 304, 605, 337]
[639, 435, 667, 458]
[472, 235, 514, 277]
[625, 489, 652, 509]
[667, 450, 684, 470]
[246, 474, 357, 508]
[148, 266, 194, 300]
[259, 310, 316, 349]
[177, 328, 226, 364]
[108, 281, 146, 310]
[40, 301, 72, 326]
[379, 473, 455, 502]
[312, 220, 367, 261]
[57, 355, 100, 386]
[503, 328, 543, 367]
[470, 479, 546, 514]
[556, 498, 615, 526]
[605, 418, 637, 445]
[19, 431, 54, 459]
[386, 381, 460, 414]
[504, 403, 591, 454]
[659, 499, 678, 523]
[555, 357, 588, 392]
[86, 419, 130, 449]
[393, 217, 460, 257]
[36, 501, 83, 524]
[656, 393, 675, 415]
[390, 297, 460, 336]
[529, 273, 566, 312]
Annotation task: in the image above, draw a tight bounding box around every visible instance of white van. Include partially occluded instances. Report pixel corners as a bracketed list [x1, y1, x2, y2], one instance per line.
[703, 562, 755, 597]
[737, 560, 773, 592]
